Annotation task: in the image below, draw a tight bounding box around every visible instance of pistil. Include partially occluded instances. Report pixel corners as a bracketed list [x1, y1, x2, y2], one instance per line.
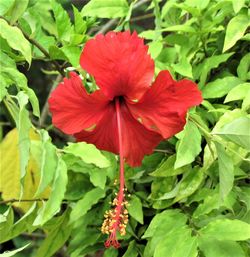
[101, 98, 128, 248]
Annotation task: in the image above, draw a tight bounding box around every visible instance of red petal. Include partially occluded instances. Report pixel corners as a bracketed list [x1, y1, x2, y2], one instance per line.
[127, 71, 203, 138]
[75, 103, 162, 167]
[48, 72, 109, 134]
[80, 31, 154, 101]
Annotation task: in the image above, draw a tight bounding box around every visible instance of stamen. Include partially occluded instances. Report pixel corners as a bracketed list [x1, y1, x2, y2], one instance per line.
[101, 97, 128, 248]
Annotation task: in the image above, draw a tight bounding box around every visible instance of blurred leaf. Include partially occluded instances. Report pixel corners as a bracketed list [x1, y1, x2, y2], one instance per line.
[0, 203, 37, 243]
[198, 238, 245, 257]
[237, 53, 250, 81]
[175, 121, 202, 168]
[33, 158, 67, 225]
[223, 13, 249, 52]
[122, 240, 138, 257]
[0, 128, 50, 212]
[172, 58, 193, 78]
[224, 83, 250, 103]
[16, 92, 32, 188]
[127, 195, 143, 224]
[70, 187, 105, 223]
[9, 0, 29, 24]
[51, 0, 72, 43]
[174, 167, 204, 202]
[1, 67, 40, 116]
[64, 142, 110, 168]
[143, 209, 187, 239]
[195, 53, 234, 86]
[0, 243, 30, 257]
[215, 142, 234, 201]
[0, 18, 32, 64]
[154, 227, 197, 257]
[35, 209, 72, 257]
[31, 130, 58, 196]
[81, 0, 129, 18]
[73, 5, 87, 34]
[0, 207, 14, 243]
[202, 76, 242, 99]
[150, 155, 187, 177]
[214, 117, 250, 151]
[231, 0, 246, 13]
[199, 219, 250, 241]
[61, 45, 81, 67]
[0, 0, 15, 16]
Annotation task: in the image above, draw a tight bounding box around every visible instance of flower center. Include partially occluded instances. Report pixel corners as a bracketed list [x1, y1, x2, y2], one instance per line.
[101, 97, 129, 248]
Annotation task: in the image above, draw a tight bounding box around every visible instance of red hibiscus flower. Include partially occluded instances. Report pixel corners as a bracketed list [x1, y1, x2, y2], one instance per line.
[48, 31, 202, 248]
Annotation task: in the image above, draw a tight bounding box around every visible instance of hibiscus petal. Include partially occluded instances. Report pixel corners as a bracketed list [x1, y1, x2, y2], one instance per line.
[80, 31, 154, 101]
[48, 72, 109, 134]
[127, 70, 203, 138]
[75, 103, 162, 167]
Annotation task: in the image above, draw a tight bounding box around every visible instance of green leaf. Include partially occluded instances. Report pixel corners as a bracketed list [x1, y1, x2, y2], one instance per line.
[127, 195, 143, 224]
[0, 0, 15, 16]
[81, 0, 129, 18]
[1, 67, 40, 116]
[73, 5, 87, 34]
[51, 0, 72, 42]
[231, 0, 246, 13]
[88, 167, 107, 189]
[61, 45, 81, 67]
[143, 209, 187, 239]
[198, 238, 245, 257]
[0, 18, 32, 65]
[150, 155, 187, 177]
[0, 208, 14, 243]
[237, 53, 250, 81]
[64, 142, 110, 168]
[31, 130, 58, 196]
[33, 158, 68, 225]
[16, 92, 32, 188]
[1, 203, 37, 243]
[9, 0, 29, 24]
[70, 187, 105, 223]
[224, 83, 250, 103]
[195, 53, 234, 86]
[122, 240, 138, 257]
[154, 227, 197, 257]
[175, 121, 202, 168]
[214, 117, 250, 151]
[174, 167, 204, 202]
[202, 76, 242, 99]
[199, 219, 250, 241]
[172, 58, 193, 78]
[0, 243, 30, 257]
[223, 13, 250, 52]
[215, 142, 234, 201]
[35, 209, 72, 257]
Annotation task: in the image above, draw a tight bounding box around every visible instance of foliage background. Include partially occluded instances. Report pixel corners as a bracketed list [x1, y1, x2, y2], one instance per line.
[0, 0, 250, 256]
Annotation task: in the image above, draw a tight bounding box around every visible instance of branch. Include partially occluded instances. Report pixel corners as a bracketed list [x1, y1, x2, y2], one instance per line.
[0, 198, 48, 205]
[0, 16, 65, 76]
[95, 0, 151, 35]
[40, 74, 63, 126]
